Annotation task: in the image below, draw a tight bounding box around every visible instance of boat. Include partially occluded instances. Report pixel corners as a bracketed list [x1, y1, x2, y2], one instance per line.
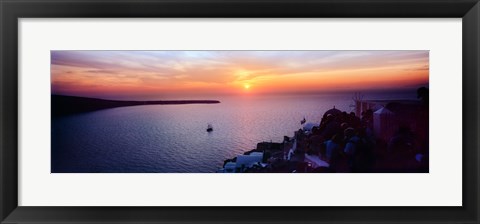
[300, 117, 306, 125]
[207, 124, 213, 132]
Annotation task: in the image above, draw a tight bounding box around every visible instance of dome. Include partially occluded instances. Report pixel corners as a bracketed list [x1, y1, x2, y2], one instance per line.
[303, 122, 317, 132]
[374, 107, 394, 115]
[323, 106, 341, 117]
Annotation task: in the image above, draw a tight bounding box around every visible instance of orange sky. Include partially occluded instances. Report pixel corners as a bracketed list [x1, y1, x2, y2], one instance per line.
[51, 51, 429, 100]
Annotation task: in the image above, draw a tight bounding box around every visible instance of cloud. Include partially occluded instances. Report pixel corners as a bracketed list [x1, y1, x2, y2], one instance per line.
[51, 50, 429, 98]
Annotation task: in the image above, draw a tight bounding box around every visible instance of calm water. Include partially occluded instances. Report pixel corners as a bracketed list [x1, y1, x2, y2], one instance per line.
[51, 92, 415, 173]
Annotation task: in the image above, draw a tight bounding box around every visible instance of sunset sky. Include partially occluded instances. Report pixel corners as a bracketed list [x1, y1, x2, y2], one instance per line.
[51, 51, 429, 100]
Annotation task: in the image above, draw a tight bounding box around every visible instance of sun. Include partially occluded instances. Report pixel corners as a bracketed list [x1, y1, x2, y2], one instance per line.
[244, 83, 251, 89]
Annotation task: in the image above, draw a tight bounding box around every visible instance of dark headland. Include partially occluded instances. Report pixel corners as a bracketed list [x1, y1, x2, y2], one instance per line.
[52, 95, 220, 117]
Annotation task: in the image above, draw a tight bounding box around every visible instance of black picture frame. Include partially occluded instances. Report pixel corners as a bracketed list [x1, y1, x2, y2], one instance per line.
[1, 0, 479, 223]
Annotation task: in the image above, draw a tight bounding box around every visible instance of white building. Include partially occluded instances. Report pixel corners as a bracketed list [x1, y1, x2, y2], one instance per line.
[236, 152, 264, 172]
[218, 152, 264, 173]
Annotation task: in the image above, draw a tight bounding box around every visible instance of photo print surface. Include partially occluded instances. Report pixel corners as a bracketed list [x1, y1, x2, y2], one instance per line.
[51, 51, 429, 173]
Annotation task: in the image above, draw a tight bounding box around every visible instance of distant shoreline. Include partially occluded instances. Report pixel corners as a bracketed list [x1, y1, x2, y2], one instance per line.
[52, 95, 220, 117]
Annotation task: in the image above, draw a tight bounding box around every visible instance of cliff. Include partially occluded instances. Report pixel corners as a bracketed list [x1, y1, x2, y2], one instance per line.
[52, 95, 220, 117]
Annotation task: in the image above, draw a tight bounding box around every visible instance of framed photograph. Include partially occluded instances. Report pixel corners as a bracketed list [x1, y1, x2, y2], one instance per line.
[49, 49, 430, 174]
[1, 0, 479, 223]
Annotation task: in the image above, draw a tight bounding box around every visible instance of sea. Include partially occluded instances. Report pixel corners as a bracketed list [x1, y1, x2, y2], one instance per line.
[51, 91, 417, 173]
